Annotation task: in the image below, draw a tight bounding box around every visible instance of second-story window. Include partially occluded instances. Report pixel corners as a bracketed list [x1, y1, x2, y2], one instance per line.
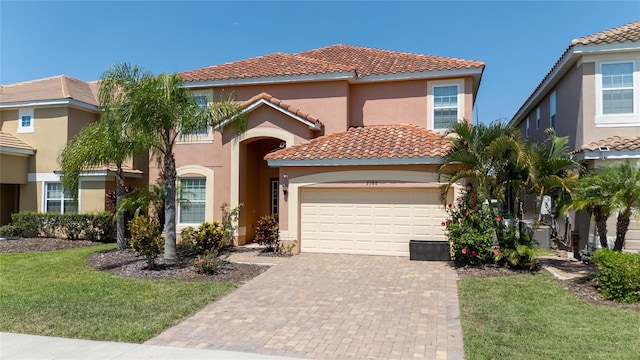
[536, 107, 541, 129]
[526, 117, 530, 138]
[433, 85, 459, 130]
[182, 95, 210, 136]
[18, 108, 34, 133]
[550, 92, 556, 129]
[602, 62, 634, 115]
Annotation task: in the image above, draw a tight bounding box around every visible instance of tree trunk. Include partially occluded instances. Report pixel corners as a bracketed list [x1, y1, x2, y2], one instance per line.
[115, 165, 126, 251]
[593, 208, 609, 249]
[163, 151, 177, 259]
[614, 208, 631, 251]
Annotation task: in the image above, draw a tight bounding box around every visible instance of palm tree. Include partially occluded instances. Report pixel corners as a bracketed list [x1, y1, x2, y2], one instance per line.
[120, 70, 247, 259]
[601, 161, 640, 251]
[528, 129, 579, 223]
[438, 121, 531, 215]
[60, 63, 147, 250]
[568, 171, 613, 249]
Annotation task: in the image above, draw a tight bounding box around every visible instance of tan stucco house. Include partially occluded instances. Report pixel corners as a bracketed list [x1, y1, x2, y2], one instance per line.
[0, 76, 147, 225]
[166, 44, 485, 256]
[510, 21, 640, 252]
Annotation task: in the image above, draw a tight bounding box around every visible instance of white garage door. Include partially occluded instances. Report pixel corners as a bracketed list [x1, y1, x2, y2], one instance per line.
[300, 188, 448, 256]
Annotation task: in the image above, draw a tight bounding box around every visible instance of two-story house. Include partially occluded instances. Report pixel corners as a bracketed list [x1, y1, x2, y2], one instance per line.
[0, 76, 147, 225]
[510, 21, 640, 252]
[161, 44, 485, 256]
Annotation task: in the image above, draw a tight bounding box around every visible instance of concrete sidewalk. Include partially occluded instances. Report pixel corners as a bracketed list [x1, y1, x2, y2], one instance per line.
[0, 332, 302, 360]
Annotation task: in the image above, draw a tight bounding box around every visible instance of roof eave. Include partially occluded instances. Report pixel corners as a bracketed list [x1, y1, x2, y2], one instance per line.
[0, 98, 100, 113]
[510, 41, 640, 127]
[572, 149, 640, 162]
[266, 156, 446, 167]
[0, 146, 35, 156]
[354, 67, 484, 84]
[181, 71, 357, 89]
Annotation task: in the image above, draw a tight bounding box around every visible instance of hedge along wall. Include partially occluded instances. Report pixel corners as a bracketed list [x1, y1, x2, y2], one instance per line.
[1, 212, 115, 242]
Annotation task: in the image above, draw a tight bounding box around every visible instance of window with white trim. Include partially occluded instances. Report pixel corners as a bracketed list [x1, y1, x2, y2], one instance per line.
[182, 95, 209, 136]
[525, 117, 530, 138]
[18, 108, 34, 133]
[179, 178, 206, 224]
[550, 92, 556, 129]
[45, 182, 77, 214]
[601, 62, 634, 114]
[536, 107, 541, 129]
[270, 179, 279, 215]
[433, 85, 459, 130]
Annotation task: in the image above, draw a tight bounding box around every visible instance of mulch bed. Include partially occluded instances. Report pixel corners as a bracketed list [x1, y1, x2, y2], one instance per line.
[0, 237, 270, 283]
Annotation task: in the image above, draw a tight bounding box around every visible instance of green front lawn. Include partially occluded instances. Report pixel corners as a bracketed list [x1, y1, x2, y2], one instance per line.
[0, 245, 235, 343]
[459, 273, 640, 360]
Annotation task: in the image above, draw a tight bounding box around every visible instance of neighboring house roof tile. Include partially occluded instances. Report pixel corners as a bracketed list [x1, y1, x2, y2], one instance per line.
[264, 125, 452, 161]
[511, 20, 640, 126]
[297, 44, 484, 77]
[572, 20, 640, 45]
[0, 132, 35, 152]
[243, 92, 322, 126]
[0, 75, 99, 106]
[180, 45, 484, 82]
[572, 136, 640, 154]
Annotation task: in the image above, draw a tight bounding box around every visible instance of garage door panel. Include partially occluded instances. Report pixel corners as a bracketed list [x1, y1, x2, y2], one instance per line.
[301, 188, 447, 256]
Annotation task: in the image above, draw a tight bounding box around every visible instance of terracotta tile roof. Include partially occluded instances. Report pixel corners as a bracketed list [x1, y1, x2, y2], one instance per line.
[572, 20, 640, 45]
[0, 132, 35, 152]
[0, 75, 98, 106]
[297, 44, 484, 77]
[243, 92, 322, 127]
[572, 136, 640, 154]
[264, 125, 452, 161]
[511, 21, 640, 126]
[180, 52, 355, 82]
[180, 45, 484, 82]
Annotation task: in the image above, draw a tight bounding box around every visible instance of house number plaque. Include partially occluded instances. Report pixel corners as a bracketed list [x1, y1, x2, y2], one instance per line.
[366, 180, 378, 185]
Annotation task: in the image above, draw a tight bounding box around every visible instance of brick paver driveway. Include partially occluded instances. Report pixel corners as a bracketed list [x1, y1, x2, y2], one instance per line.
[146, 253, 464, 360]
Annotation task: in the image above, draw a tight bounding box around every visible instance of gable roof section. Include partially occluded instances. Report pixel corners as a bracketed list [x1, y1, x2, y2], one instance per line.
[180, 45, 484, 88]
[240, 92, 322, 131]
[0, 75, 99, 111]
[510, 20, 640, 127]
[571, 135, 640, 161]
[0, 132, 36, 156]
[265, 124, 452, 166]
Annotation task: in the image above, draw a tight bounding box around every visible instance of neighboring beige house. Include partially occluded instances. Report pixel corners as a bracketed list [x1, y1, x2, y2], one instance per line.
[0, 76, 147, 225]
[510, 21, 640, 252]
[164, 44, 485, 256]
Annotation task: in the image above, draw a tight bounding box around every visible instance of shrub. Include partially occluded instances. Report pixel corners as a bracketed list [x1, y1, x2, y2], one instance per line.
[193, 249, 229, 275]
[0, 224, 21, 238]
[181, 221, 226, 255]
[494, 226, 538, 270]
[220, 202, 242, 245]
[255, 215, 280, 252]
[129, 215, 163, 268]
[7, 212, 115, 241]
[444, 191, 494, 266]
[591, 249, 640, 303]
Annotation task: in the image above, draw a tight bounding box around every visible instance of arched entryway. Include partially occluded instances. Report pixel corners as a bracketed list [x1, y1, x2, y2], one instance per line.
[237, 137, 283, 244]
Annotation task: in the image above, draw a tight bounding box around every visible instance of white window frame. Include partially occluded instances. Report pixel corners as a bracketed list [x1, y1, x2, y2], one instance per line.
[429, 79, 464, 131]
[44, 182, 78, 214]
[550, 92, 556, 129]
[178, 177, 207, 225]
[595, 59, 639, 127]
[525, 117, 530, 138]
[535, 107, 541, 129]
[178, 90, 214, 143]
[17, 108, 34, 133]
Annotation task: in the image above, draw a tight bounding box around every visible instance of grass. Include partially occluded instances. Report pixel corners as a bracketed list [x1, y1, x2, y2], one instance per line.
[0, 244, 235, 343]
[458, 272, 640, 360]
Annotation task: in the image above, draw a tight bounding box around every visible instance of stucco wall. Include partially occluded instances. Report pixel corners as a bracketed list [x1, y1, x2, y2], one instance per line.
[80, 179, 107, 213]
[1, 155, 29, 184]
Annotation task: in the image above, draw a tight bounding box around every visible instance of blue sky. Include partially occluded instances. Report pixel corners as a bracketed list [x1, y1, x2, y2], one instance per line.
[1, 1, 639, 124]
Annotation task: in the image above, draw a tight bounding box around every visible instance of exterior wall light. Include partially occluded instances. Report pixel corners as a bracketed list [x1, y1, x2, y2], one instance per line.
[282, 174, 289, 196]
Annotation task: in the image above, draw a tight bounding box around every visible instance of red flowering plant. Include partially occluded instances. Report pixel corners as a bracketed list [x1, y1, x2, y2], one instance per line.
[444, 189, 495, 266]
